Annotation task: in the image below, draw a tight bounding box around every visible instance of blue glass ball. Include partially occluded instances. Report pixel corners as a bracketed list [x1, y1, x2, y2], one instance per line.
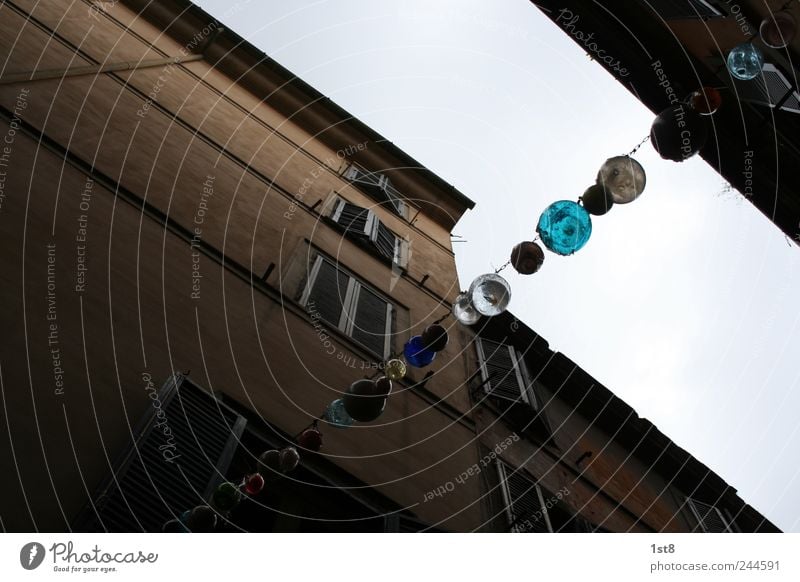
[403, 335, 437, 368]
[536, 200, 592, 255]
[323, 398, 354, 428]
[726, 42, 763, 81]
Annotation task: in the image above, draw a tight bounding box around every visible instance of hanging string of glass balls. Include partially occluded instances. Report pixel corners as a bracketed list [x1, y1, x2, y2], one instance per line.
[161, 442, 303, 532]
[451, 74, 737, 326]
[317, 12, 755, 450]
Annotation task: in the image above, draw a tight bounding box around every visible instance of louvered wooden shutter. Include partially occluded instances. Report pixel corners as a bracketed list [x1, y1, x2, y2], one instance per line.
[335, 202, 370, 237]
[374, 222, 398, 262]
[497, 462, 552, 533]
[686, 498, 732, 532]
[74, 376, 246, 532]
[306, 258, 350, 327]
[477, 338, 530, 404]
[350, 286, 390, 357]
[378, 176, 405, 215]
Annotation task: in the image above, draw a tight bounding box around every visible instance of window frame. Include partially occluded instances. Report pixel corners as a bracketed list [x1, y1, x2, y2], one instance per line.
[496, 461, 553, 533]
[476, 337, 538, 408]
[330, 197, 408, 268]
[301, 254, 394, 359]
[343, 164, 408, 218]
[685, 497, 733, 533]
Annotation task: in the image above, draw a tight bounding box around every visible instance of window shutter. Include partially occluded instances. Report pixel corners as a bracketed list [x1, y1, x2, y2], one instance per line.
[497, 462, 552, 532]
[477, 338, 530, 404]
[335, 202, 371, 237]
[374, 222, 398, 261]
[686, 498, 732, 532]
[349, 286, 390, 357]
[377, 175, 405, 215]
[345, 165, 382, 187]
[345, 165, 405, 216]
[74, 376, 246, 532]
[729, 63, 800, 113]
[306, 258, 350, 327]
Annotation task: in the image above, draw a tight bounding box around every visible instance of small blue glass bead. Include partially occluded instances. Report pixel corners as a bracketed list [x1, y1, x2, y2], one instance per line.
[323, 398, 354, 428]
[726, 42, 763, 81]
[536, 200, 592, 255]
[403, 335, 437, 368]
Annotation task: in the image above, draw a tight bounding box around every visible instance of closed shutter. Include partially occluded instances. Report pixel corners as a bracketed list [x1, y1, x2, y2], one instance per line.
[686, 498, 732, 532]
[497, 462, 552, 533]
[374, 222, 398, 261]
[349, 286, 390, 357]
[477, 338, 531, 405]
[74, 376, 246, 532]
[306, 258, 350, 327]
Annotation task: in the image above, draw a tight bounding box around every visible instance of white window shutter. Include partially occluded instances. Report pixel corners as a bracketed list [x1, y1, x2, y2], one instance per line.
[686, 498, 732, 532]
[497, 461, 553, 533]
[476, 338, 533, 406]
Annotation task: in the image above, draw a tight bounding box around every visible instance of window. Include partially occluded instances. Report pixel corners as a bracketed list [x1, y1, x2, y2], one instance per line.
[331, 197, 408, 267]
[72, 375, 246, 532]
[686, 498, 733, 532]
[343, 164, 407, 217]
[728, 63, 800, 115]
[495, 461, 583, 532]
[496, 461, 552, 532]
[476, 337, 537, 408]
[301, 255, 394, 358]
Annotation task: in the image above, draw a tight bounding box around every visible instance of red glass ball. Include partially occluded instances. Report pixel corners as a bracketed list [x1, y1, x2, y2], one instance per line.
[297, 428, 323, 452]
[690, 87, 722, 115]
[244, 473, 265, 495]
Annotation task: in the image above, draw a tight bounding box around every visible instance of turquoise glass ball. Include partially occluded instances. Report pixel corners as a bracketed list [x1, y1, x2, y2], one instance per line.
[323, 398, 354, 428]
[536, 200, 592, 255]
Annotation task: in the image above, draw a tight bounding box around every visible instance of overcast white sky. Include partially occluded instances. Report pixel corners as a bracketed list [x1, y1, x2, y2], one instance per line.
[194, 0, 800, 531]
